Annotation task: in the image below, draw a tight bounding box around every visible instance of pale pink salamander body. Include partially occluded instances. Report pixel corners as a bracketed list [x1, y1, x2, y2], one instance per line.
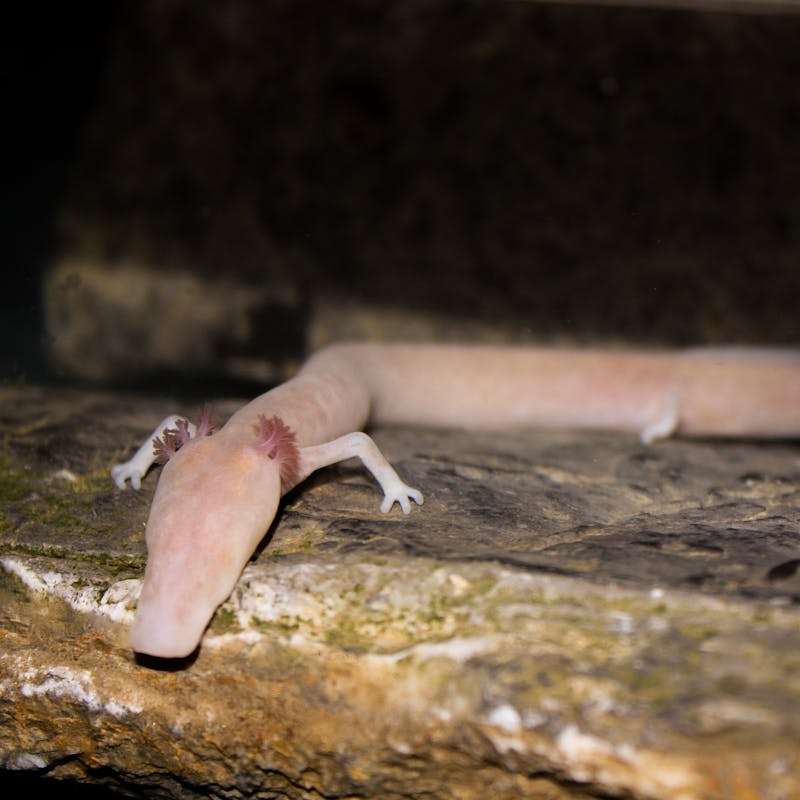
[111, 343, 800, 659]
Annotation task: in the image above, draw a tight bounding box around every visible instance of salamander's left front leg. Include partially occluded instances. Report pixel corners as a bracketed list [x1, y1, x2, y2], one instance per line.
[111, 407, 217, 489]
[297, 432, 424, 513]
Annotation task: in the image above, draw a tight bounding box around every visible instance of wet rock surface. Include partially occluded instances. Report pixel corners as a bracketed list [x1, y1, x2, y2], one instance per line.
[1, 384, 799, 799]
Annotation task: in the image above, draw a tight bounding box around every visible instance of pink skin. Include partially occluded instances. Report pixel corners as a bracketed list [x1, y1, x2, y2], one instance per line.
[130, 428, 283, 658]
[113, 343, 800, 660]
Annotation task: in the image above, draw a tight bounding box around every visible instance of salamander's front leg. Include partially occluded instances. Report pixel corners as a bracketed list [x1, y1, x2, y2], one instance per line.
[297, 432, 424, 513]
[111, 414, 191, 489]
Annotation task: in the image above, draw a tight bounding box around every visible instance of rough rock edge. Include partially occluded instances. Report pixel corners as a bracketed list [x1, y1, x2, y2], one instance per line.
[2, 553, 799, 799]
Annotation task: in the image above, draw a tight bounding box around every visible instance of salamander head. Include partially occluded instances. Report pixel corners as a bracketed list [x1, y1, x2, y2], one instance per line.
[131, 416, 298, 659]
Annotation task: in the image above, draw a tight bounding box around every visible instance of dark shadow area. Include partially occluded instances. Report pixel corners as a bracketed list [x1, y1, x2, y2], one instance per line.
[1, 3, 117, 382]
[4, 2, 800, 391]
[133, 648, 200, 671]
[0, 771, 132, 799]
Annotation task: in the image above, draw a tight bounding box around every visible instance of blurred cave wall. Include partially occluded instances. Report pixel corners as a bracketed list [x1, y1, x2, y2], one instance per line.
[8, 0, 800, 386]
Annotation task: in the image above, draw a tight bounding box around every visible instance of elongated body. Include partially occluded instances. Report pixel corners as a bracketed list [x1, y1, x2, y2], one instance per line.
[111, 343, 800, 659]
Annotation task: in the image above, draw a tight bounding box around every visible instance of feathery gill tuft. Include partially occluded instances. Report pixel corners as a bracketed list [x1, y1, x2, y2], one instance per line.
[153, 406, 218, 464]
[253, 414, 300, 489]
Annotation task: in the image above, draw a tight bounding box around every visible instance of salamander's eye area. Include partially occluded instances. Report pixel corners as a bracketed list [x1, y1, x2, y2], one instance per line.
[253, 414, 300, 488]
[152, 407, 219, 464]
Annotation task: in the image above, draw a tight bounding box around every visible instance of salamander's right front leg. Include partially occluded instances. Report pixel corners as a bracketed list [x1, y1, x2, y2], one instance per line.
[111, 414, 189, 489]
[297, 432, 424, 514]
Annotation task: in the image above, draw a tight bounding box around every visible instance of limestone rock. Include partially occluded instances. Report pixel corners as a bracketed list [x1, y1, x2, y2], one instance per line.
[1, 384, 799, 799]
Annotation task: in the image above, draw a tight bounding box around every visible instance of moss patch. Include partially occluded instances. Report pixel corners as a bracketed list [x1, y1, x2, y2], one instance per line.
[0, 446, 145, 576]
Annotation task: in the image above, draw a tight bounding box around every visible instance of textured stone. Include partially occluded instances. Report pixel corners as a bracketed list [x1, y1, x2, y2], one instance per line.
[44, 261, 305, 384]
[1, 384, 799, 799]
